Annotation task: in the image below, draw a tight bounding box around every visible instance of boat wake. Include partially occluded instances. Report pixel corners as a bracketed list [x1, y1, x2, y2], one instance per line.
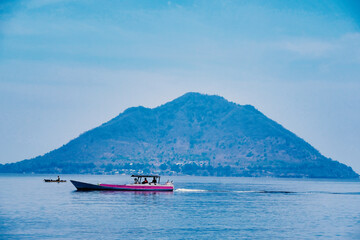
[234, 190, 261, 193]
[258, 190, 295, 194]
[175, 188, 208, 192]
[175, 188, 360, 195]
[175, 189, 294, 194]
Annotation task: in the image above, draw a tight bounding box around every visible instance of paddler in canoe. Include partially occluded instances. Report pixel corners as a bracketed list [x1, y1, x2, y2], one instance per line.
[44, 176, 66, 182]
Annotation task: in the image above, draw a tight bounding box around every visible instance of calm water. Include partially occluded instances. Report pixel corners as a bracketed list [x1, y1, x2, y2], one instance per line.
[1, 175, 360, 239]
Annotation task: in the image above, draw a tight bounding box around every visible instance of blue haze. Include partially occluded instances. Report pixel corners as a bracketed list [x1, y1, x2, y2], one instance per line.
[0, 0, 360, 172]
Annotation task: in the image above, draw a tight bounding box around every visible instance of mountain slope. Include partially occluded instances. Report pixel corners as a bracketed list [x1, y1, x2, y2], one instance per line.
[1, 92, 358, 178]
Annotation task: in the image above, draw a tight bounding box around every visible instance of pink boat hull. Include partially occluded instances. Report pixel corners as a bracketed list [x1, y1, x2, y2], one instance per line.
[70, 180, 174, 191]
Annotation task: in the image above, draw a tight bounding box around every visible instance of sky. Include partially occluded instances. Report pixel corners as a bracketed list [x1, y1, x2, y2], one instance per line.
[0, 0, 360, 172]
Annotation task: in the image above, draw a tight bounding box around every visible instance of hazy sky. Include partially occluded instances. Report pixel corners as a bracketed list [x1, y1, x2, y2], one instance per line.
[1, 0, 360, 172]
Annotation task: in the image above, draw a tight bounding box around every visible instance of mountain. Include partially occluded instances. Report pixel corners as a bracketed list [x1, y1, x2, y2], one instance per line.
[0, 92, 358, 178]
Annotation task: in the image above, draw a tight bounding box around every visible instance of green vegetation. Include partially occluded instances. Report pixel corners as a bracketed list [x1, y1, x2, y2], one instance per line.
[0, 92, 358, 178]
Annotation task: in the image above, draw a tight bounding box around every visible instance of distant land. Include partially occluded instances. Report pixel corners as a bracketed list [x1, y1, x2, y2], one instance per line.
[0, 92, 358, 178]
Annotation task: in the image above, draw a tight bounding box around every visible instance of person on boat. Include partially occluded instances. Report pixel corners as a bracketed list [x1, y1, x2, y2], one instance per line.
[57, 176, 60, 181]
[142, 178, 148, 184]
[134, 178, 139, 184]
[152, 177, 157, 184]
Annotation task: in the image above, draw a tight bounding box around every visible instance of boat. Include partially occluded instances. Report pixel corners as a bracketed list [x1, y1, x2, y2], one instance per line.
[44, 179, 66, 182]
[70, 175, 174, 191]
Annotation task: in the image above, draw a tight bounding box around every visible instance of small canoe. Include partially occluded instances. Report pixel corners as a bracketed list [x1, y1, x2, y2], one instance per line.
[44, 179, 67, 182]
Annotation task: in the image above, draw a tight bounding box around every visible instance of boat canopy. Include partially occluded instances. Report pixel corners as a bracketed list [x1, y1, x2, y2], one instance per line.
[131, 175, 160, 178]
[131, 175, 161, 184]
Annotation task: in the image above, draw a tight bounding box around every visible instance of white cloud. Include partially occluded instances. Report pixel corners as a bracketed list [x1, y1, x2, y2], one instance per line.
[276, 33, 360, 62]
[281, 39, 334, 57]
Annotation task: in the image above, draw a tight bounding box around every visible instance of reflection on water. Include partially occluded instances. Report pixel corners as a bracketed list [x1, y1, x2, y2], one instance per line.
[1, 174, 360, 239]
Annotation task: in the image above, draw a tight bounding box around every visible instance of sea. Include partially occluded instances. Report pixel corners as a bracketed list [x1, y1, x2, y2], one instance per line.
[1, 174, 359, 239]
